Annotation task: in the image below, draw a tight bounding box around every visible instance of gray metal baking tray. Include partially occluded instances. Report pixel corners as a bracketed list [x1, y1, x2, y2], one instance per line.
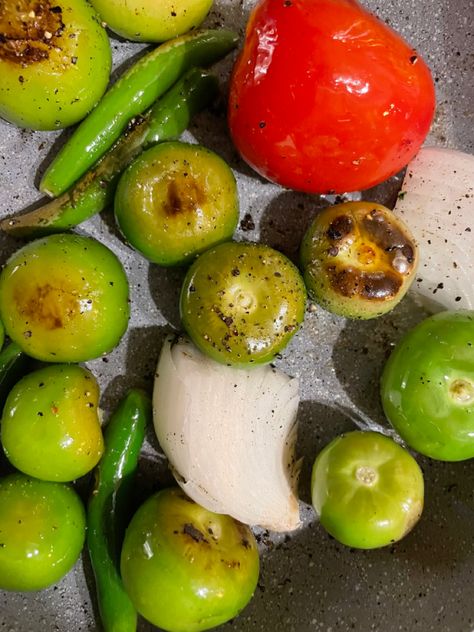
[1, 0, 473, 630]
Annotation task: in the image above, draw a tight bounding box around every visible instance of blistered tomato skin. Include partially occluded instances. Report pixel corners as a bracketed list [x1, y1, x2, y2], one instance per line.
[300, 201, 418, 319]
[311, 431, 424, 549]
[121, 488, 259, 632]
[115, 142, 239, 266]
[0, 234, 130, 363]
[89, 0, 213, 42]
[1, 364, 104, 482]
[180, 241, 306, 366]
[0, 474, 86, 591]
[381, 311, 474, 461]
[228, 0, 436, 194]
[0, 0, 111, 130]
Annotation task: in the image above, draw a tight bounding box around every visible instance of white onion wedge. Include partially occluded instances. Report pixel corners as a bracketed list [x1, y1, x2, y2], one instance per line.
[393, 147, 474, 312]
[153, 336, 301, 532]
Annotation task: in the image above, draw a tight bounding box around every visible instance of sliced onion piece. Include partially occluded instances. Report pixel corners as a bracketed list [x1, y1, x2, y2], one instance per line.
[153, 336, 301, 532]
[393, 147, 474, 312]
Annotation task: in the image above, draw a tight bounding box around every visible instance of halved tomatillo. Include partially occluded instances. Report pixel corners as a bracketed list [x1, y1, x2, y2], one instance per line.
[115, 142, 239, 266]
[180, 241, 306, 366]
[311, 431, 424, 549]
[300, 201, 418, 319]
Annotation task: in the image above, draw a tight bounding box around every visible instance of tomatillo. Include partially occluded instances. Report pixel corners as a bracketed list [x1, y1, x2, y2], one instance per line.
[120, 487, 259, 632]
[0, 474, 86, 591]
[311, 431, 424, 549]
[300, 201, 418, 319]
[115, 142, 239, 266]
[180, 241, 306, 366]
[381, 310, 474, 461]
[0, 233, 129, 362]
[1, 364, 104, 482]
[0, 0, 111, 130]
[89, 0, 213, 42]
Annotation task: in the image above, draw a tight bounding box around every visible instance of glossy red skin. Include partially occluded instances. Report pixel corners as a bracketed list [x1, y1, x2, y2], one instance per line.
[228, 0, 436, 194]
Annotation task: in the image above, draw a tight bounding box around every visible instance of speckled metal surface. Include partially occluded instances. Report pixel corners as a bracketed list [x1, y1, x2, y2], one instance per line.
[0, 0, 473, 630]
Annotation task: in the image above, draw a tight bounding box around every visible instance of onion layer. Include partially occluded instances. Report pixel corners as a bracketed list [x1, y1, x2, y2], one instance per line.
[393, 147, 474, 312]
[153, 336, 301, 532]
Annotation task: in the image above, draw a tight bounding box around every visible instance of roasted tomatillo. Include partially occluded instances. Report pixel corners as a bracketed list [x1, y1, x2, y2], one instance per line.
[0, 0, 111, 130]
[300, 201, 418, 319]
[120, 488, 259, 632]
[381, 310, 474, 461]
[311, 431, 424, 549]
[180, 241, 306, 366]
[115, 142, 238, 266]
[0, 234, 129, 362]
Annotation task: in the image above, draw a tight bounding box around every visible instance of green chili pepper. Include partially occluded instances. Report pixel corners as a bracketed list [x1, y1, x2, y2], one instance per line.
[40, 29, 238, 198]
[87, 389, 151, 632]
[0, 342, 28, 412]
[1, 69, 219, 238]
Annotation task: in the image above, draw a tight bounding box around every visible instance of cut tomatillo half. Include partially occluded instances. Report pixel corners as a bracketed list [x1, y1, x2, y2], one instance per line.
[381, 310, 474, 461]
[180, 241, 307, 366]
[115, 142, 239, 266]
[0, 234, 129, 362]
[311, 431, 424, 549]
[300, 201, 418, 319]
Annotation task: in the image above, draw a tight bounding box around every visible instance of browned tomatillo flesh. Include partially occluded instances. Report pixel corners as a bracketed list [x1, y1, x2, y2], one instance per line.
[300, 201, 418, 319]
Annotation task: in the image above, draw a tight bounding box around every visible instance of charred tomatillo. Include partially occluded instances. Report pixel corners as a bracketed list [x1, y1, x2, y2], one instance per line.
[300, 201, 418, 319]
[0, 233, 129, 362]
[0, 474, 86, 591]
[381, 310, 474, 461]
[115, 142, 238, 266]
[0, 0, 111, 130]
[120, 488, 259, 632]
[311, 431, 424, 549]
[1, 364, 104, 482]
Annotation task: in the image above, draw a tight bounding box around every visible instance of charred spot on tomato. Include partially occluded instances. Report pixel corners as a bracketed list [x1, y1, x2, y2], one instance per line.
[0, 0, 64, 65]
[163, 174, 206, 217]
[301, 201, 418, 319]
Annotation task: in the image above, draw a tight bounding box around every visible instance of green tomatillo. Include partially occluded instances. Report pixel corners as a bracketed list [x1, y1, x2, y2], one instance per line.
[311, 431, 424, 549]
[180, 241, 306, 366]
[120, 487, 260, 632]
[0, 233, 130, 363]
[115, 142, 238, 266]
[1, 364, 104, 482]
[0, 474, 86, 591]
[381, 310, 474, 461]
[0, 0, 111, 130]
[89, 0, 213, 42]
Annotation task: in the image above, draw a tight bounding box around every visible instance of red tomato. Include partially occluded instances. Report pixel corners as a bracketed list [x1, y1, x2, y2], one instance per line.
[228, 0, 436, 194]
